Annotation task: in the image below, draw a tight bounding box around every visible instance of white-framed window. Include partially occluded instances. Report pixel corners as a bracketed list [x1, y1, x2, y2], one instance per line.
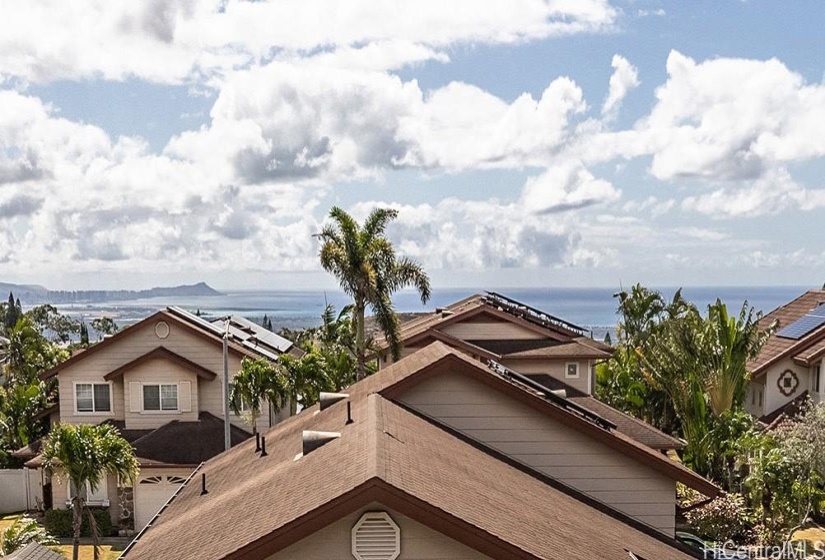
[68, 480, 108, 506]
[142, 383, 178, 412]
[74, 382, 112, 414]
[565, 362, 579, 379]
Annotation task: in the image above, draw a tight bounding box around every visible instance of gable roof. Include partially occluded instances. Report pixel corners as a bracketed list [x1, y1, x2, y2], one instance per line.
[4, 543, 64, 560]
[750, 289, 825, 376]
[122, 392, 697, 560]
[371, 343, 714, 495]
[41, 307, 292, 381]
[379, 292, 612, 371]
[103, 346, 217, 381]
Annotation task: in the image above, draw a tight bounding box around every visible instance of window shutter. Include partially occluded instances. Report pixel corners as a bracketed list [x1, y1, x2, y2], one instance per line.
[351, 512, 400, 560]
[179, 381, 192, 412]
[129, 382, 141, 412]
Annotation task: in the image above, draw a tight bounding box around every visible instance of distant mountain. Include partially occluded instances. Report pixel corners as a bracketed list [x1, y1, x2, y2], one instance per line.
[0, 281, 222, 304]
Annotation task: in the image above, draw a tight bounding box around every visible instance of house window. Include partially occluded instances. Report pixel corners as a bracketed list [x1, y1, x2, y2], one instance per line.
[143, 384, 178, 411]
[565, 362, 579, 379]
[68, 480, 108, 505]
[229, 383, 251, 413]
[75, 383, 111, 413]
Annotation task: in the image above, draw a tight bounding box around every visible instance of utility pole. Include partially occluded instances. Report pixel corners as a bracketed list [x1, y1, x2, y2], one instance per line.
[222, 318, 231, 451]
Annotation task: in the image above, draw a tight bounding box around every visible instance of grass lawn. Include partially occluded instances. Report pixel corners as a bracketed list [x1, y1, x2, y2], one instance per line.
[1, 513, 124, 560]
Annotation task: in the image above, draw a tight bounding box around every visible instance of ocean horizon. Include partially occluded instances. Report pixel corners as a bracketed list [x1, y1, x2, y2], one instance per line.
[51, 285, 813, 337]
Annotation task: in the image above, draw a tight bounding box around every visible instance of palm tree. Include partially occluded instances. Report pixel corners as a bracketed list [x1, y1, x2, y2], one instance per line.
[42, 424, 138, 560]
[230, 358, 279, 434]
[318, 207, 431, 379]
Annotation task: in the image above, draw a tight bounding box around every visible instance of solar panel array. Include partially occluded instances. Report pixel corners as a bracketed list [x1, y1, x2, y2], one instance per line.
[776, 304, 825, 340]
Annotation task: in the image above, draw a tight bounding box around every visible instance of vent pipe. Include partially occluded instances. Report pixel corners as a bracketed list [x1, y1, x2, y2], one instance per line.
[255, 432, 261, 453]
[303, 430, 341, 455]
[346, 401, 354, 425]
[200, 473, 208, 495]
[550, 389, 567, 398]
[260, 436, 268, 457]
[319, 392, 350, 411]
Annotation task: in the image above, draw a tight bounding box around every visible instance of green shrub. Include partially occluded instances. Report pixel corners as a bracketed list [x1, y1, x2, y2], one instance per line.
[684, 493, 752, 543]
[44, 507, 114, 538]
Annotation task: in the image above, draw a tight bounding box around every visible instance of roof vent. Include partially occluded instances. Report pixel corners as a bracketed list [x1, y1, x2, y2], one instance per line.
[351, 511, 400, 560]
[550, 389, 567, 398]
[302, 430, 341, 455]
[441, 310, 454, 318]
[319, 392, 349, 411]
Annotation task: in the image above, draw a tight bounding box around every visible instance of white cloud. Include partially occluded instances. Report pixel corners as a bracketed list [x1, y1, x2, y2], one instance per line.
[520, 161, 620, 213]
[167, 59, 587, 183]
[601, 55, 639, 118]
[641, 51, 825, 181]
[681, 168, 825, 218]
[0, 0, 617, 85]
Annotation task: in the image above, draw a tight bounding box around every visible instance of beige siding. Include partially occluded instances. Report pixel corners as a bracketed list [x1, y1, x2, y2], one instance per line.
[441, 320, 544, 340]
[57, 318, 270, 433]
[500, 358, 591, 395]
[123, 359, 199, 430]
[397, 371, 676, 535]
[265, 503, 492, 560]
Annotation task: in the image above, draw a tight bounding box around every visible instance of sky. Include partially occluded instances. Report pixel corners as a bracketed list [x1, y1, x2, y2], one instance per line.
[0, 0, 824, 291]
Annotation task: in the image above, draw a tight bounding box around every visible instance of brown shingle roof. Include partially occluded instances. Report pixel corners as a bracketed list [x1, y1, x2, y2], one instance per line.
[131, 412, 251, 466]
[122, 393, 697, 560]
[750, 289, 825, 376]
[568, 395, 685, 450]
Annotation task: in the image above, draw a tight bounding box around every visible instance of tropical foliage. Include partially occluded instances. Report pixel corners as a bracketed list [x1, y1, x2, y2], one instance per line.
[42, 423, 138, 560]
[318, 206, 430, 379]
[0, 515, 59, 556]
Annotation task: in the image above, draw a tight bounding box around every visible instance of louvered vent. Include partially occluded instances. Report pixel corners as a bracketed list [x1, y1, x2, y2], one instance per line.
[351, 511, 400, 560]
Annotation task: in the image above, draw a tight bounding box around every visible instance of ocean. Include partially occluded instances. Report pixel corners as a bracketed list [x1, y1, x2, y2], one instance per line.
[54, 285, 811, 338]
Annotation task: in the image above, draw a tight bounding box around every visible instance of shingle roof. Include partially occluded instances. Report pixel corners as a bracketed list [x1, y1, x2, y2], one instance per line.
[750, 289, 825, 375]
[4, 543, 64, 560]
[131, 412, 251, 466]
[20, 414, 246, 469]
[122, 393, 697, 560]
[122, 341, 712, 560]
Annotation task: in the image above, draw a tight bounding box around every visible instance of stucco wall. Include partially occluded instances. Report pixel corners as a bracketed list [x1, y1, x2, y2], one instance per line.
[763, 357, 810, 416]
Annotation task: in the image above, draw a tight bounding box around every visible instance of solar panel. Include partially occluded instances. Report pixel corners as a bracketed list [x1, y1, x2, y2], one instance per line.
[776, 308, 825, 340]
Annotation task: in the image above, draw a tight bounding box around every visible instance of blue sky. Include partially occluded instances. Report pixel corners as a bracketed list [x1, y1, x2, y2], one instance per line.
[1, 0, 824, 290]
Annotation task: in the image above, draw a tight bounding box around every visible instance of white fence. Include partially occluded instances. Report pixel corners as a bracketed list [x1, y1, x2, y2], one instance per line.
[0, 469, 42, 513]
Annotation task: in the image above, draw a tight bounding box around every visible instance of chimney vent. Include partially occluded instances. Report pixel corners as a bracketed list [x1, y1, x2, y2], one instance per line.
[346, 401, 354, 425]
[550, 389, 567, 398]
[255, 432, 261, 452]
[200, 473, 208, 495]
[260, 436, 268, 457]
[319, 392, 350, 411]
[303, 430, 341, 455]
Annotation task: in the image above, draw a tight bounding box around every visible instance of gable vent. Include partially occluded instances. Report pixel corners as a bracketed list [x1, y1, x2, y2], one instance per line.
[351, 511, 400, 560]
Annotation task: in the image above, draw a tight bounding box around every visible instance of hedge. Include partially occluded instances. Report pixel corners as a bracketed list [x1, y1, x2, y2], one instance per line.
[44, 507, 114, 538]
